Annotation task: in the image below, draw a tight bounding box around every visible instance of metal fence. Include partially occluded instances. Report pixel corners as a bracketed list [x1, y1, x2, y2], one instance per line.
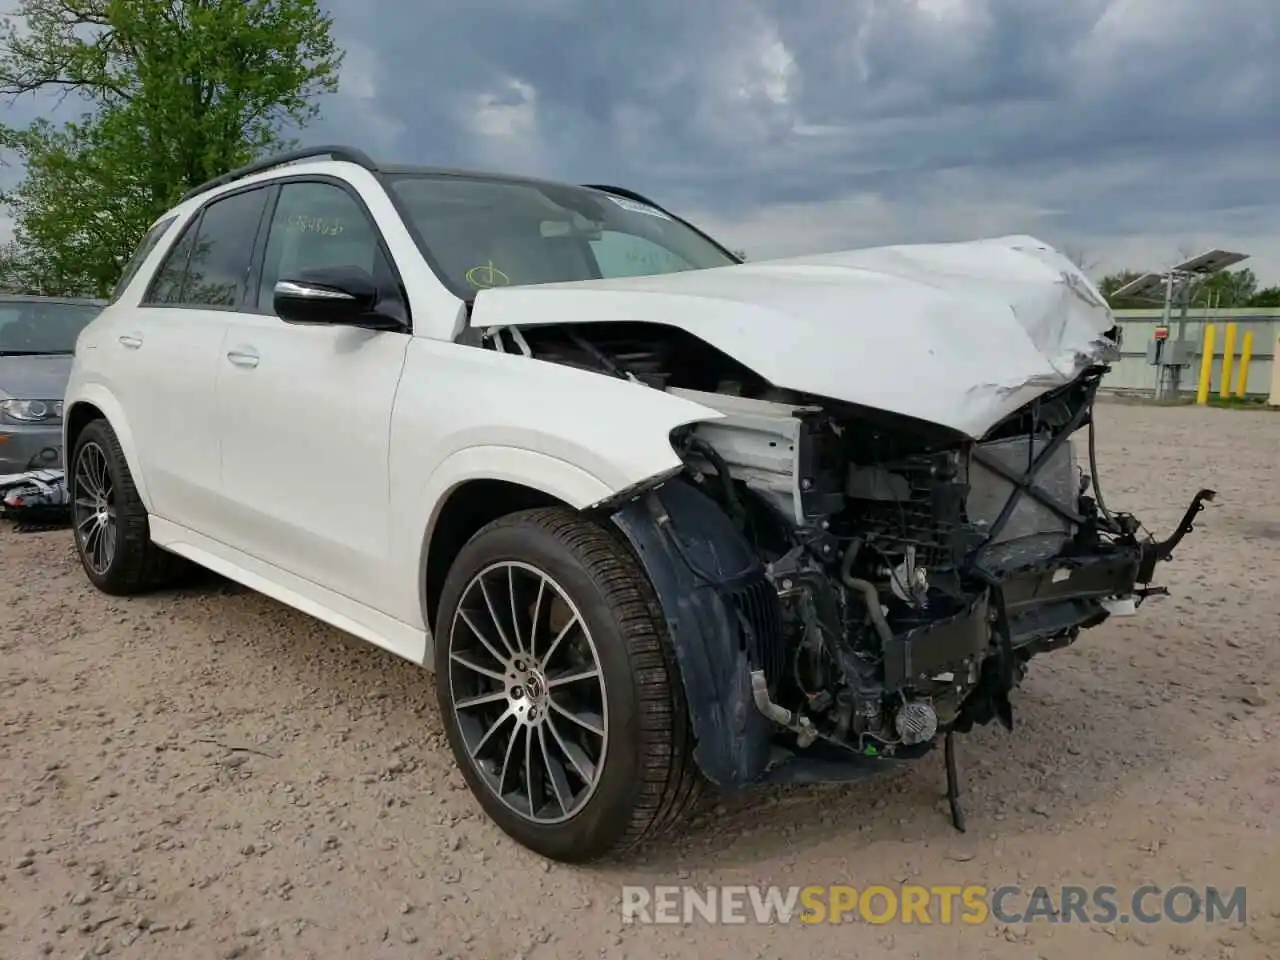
[1105, 308, 1279, 397]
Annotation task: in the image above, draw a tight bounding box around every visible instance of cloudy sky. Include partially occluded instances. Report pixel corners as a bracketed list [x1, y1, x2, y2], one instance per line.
[4, 0, 1279, 283]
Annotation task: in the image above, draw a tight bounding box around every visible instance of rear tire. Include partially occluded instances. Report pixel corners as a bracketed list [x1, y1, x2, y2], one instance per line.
[434, 507, 706, 863]
[69, 418, 191, 595]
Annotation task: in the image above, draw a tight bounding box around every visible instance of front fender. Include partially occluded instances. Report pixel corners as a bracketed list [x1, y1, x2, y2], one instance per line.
[395, 444, 628, 635]
[423, 443, 615, 518]
[64, 385, 153, 512]
[388, 341, 732, 631]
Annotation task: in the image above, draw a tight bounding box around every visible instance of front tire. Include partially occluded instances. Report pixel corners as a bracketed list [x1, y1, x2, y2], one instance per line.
[434, 507, 705, 863]
[70, 419, 189, 595]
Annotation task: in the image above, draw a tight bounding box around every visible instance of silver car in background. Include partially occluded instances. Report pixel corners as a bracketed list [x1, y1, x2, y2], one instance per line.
[0, 295, 105, 473]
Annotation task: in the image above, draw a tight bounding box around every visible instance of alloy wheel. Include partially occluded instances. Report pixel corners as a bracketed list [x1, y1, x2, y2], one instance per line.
[72, 441, 117, 576]
[446, 561, 608, 824]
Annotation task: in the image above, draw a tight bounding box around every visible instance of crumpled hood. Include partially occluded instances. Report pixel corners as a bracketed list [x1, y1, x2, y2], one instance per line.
[469, 234, 1118, 438]
[0, 354, 74, 401]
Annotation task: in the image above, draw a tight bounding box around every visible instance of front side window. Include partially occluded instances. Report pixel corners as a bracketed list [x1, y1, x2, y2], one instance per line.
[0, 299, 103, 355]
[256, 180, 404, 316]
[385, 174, 736, 298]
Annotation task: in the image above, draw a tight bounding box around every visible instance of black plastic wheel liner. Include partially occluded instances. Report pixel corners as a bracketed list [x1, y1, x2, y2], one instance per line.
[610, 478, 939, 789]
[610, 478, 775, 788]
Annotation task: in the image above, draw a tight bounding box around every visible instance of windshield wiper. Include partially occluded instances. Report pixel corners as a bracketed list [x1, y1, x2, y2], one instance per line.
[0, 350, 71, 356]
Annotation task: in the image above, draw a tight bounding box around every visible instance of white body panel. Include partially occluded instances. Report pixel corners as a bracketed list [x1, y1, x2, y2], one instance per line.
[383, 337, 719, 628]
[63, 156, 1110, 667]
[213, 315, 410, 606]
[469, 234, 1117, 438]
[70, 305, 227, 523]
[64, 155, 723, 663]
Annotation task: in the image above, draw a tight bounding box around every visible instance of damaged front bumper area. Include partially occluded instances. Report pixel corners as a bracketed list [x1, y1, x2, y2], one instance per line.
[607, 367, 1215, 824]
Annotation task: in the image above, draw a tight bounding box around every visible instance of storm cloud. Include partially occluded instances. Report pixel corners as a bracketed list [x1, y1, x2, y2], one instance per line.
[311, 0, 1280, 278]
[5, 0, 1279, 279]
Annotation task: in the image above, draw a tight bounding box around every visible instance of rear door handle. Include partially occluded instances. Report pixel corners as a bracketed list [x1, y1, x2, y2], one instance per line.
[226, 347, 260, 369]
[118, 334, 143, 349]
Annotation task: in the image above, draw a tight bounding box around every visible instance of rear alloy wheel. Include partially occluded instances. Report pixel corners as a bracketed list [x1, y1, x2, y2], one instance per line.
[72, 439, 119, 578]
[434, 507, 705, 863]
[70, 419, 190, 595]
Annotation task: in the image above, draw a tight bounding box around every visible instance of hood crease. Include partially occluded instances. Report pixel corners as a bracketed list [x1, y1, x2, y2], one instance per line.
[469, 234, 1118, 438]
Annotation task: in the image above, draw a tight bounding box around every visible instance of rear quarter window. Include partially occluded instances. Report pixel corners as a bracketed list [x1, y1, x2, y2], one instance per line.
[109, 216, 178, 303]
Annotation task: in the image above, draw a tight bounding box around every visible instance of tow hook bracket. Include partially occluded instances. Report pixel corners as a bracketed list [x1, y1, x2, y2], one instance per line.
[1136, 487, 1217, 582]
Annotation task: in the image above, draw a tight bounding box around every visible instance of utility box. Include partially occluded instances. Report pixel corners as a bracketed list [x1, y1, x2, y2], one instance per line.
[1146, 338, 1195, 366]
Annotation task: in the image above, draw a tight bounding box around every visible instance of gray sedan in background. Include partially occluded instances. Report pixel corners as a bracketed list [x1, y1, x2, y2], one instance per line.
[0, 295, 105, 474]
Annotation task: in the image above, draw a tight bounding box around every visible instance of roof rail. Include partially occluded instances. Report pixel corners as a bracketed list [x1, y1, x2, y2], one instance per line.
[180, 145, 378, 203]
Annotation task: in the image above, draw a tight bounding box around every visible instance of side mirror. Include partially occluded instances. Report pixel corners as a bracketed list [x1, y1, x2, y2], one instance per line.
[273, 265, 403, 330]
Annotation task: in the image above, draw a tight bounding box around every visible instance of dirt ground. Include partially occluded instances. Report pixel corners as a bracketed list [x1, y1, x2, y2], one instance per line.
[2, 401, 1277, 960]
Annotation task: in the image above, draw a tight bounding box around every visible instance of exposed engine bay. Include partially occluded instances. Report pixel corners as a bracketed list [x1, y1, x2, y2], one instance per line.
[478, 319, 1216, 827]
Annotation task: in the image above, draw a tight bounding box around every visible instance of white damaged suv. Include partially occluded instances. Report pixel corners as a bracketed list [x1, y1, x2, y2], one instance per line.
[64, 146, 1214, 862]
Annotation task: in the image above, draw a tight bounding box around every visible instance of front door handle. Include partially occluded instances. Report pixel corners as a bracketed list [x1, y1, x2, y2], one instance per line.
[226, 347, 260, 369]
[118, 333, 143, 349]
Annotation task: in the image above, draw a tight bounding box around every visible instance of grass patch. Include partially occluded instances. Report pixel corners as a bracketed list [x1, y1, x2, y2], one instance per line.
[1098, 391, 1279, 410]
[1203, 395, 1279, 411]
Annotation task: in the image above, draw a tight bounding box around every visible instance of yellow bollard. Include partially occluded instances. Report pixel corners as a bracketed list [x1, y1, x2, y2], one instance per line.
[1219, 322, 1238, 399]
[1196, 324, 1216, 404]
[1235, 331, 1253, 398]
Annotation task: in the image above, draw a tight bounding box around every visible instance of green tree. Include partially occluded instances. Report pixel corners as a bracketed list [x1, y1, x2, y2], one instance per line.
[1248, 285, 1280, 308]
[0, 239, 23, 292]
[1098, 266, 1278, 311]
[1097, 270, 1150, 309]
[0, 0, 343, 296]
[1192, 267, 1257, 308]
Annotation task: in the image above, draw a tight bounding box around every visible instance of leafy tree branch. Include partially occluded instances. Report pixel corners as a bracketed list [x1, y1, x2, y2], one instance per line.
[0, 0, 343, 295]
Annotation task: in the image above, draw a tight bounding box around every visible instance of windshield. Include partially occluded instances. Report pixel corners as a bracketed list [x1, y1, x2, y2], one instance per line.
[0, 299, 102, 355]
[385, 173, 737, 298]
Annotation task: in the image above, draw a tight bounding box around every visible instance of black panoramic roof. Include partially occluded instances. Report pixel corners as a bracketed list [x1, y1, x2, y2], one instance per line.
[181, 144, 648, 206]
[177, 144, 741, 268]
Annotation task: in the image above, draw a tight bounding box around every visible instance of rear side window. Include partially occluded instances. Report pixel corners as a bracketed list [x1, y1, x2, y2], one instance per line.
[144, 222, 198, 305]
[182, 188, 270, 306]
[110, 216, 176, 303]
[142, 187, 270, 308]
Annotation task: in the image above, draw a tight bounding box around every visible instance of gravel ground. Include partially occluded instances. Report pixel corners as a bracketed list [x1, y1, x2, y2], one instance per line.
[1, 401, 1277, 960]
